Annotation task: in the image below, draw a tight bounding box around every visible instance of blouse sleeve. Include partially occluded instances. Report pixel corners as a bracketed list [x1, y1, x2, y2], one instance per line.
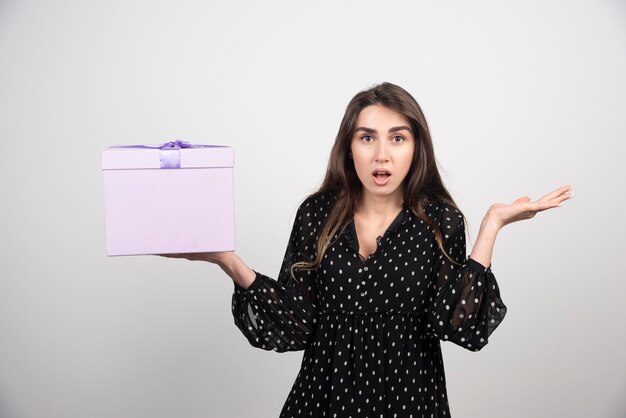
[230, 199, 322, 352]
[425, 205, 507, 351]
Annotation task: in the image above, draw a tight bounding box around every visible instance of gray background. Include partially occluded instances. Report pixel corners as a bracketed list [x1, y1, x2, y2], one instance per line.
[1, 0, 625, 417]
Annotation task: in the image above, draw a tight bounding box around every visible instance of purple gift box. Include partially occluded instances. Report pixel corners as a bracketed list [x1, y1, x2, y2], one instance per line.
[101, 141, 235, 256]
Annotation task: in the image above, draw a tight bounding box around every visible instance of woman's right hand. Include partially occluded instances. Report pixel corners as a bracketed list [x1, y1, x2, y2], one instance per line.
[157, 251, 256, 289]
[157, 251, 233, 265]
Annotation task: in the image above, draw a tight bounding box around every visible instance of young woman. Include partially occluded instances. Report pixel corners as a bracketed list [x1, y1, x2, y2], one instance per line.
[163, 82, 573, 417]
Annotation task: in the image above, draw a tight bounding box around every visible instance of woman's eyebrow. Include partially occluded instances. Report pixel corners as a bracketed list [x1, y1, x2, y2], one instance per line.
[355, 126, 412, 134]
[389, 125, 412, 133]
[355, 127, 376, 134]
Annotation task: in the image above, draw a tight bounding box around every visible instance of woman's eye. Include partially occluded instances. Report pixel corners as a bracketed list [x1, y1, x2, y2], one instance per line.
[361, 135, 374, 143]
[392, 135, 405, 143]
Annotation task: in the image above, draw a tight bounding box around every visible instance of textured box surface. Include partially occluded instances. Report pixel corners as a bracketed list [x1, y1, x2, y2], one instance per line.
[102, 145, 235, 256]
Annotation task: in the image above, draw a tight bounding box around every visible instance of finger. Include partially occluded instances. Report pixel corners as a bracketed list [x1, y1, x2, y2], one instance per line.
[528, 199, 566, 212]
[548, 190, 575, 206]
[536, 185, 573, 203]
[536, 185, 570, 202]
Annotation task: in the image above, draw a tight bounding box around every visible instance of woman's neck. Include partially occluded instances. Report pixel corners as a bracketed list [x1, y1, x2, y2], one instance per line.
[356, 190, 404, 218]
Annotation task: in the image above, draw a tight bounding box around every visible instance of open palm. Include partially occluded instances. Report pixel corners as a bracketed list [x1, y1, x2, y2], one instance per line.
[489, 185, 574, 229]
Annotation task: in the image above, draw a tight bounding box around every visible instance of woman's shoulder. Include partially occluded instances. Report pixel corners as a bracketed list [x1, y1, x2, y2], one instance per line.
[423, 196, 464, 227]
[298, 190, 337, 216]
[290, 191, 336, 236]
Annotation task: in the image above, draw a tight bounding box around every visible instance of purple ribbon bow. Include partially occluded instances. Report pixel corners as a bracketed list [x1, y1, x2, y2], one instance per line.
[111, 140, 216, 169]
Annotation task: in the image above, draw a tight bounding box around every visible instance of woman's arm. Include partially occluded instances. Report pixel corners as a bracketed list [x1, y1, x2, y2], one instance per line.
[468, 185, 574, 268]
[158, 195, 330, 352]
[158, 251, 256, 289]
[214, 252, 256, 289]
[426, 184, 573, 350]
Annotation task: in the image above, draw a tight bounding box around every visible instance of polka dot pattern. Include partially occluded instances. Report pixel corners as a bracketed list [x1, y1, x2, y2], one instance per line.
[232, 193, 507, 417]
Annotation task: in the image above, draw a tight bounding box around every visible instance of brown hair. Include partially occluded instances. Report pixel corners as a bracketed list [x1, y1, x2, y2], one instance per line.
[291, 82, 465, 278]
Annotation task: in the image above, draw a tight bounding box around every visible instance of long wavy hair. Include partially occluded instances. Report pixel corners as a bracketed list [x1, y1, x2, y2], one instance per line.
[291, 82, 465, 278]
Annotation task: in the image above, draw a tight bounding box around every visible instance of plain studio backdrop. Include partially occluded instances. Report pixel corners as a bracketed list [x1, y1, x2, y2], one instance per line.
[1, 1, 624, 417]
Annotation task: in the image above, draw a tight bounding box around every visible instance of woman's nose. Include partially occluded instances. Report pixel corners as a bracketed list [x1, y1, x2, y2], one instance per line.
[375, 141, 389, 162]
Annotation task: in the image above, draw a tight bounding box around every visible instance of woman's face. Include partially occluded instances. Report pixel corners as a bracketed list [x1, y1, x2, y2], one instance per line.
[350, 105, 415, 203]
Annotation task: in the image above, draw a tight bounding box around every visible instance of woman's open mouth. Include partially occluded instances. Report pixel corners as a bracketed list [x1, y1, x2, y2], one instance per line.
[372, 169, 391, 186]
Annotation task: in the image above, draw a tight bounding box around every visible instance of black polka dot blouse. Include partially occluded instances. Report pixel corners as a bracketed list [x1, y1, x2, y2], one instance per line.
[232, 192, 507, 417]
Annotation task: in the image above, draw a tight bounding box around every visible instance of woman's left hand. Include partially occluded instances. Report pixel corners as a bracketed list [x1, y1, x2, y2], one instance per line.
[488, 185, 574, 230]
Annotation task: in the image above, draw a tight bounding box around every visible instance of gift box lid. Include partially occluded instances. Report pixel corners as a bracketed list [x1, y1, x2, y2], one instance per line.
[101, 142, 233, 170]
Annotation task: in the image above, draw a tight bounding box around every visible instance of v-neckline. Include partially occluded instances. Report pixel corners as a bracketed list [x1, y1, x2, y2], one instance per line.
[346, 207, 409, 262]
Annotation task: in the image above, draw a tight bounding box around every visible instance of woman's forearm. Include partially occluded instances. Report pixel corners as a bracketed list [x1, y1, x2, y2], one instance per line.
[215, 252, 256, 289]
[468, 210, 502, 269]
